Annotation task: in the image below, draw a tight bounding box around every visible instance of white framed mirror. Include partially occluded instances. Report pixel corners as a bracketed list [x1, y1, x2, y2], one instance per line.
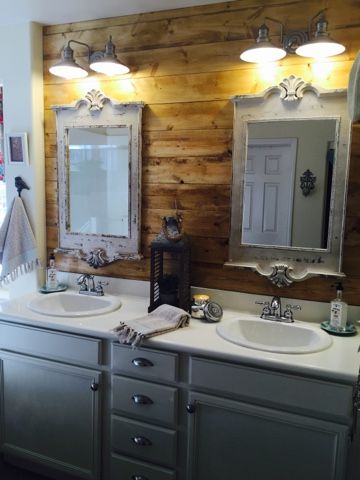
[226, 76, 351, 287]
[52, 90, 144, 268]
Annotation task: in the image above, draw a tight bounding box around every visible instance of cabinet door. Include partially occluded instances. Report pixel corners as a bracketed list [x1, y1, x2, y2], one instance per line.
[187, 392, 349, 480]
[0, 354, 101, 480]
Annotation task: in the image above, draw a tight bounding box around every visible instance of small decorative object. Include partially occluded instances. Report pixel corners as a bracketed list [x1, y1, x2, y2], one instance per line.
[14, 176, 30, 197]
[39, 283, 68, 294]
[300, 169, 316, 196]
[148, 215, 191, 313]
[6, 133, 29, 165]
[191, 294, 223, 322]
[320, 321, 357, 336]
[348, 50, 360, 122]
[162, 214, 183, 241]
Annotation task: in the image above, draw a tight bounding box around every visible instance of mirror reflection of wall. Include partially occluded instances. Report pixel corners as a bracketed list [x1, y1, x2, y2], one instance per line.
[242, 119, 337, 250]
[68, 126, 129, 237]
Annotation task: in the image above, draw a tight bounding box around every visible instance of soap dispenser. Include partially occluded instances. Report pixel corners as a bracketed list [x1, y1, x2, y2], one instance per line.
[330, 282, 348, 330]
[46, 252, 58, 290]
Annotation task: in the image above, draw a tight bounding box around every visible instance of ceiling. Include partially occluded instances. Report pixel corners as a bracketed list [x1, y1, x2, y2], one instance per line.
[0, 0, 230, 26]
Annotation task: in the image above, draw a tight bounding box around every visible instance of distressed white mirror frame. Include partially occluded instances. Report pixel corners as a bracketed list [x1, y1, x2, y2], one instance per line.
[52, 90, 144, 268]
[226, 76, 351, 287]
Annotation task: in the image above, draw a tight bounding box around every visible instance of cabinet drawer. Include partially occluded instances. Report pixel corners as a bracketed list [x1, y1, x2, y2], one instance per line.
[111, 344, 178, 382]
[110, 453, 176, 480]
[190, 356, 354, 422]
[112, 376, 177, 426]
[0, 322, 101, 367]
[111, 416, 177, 467]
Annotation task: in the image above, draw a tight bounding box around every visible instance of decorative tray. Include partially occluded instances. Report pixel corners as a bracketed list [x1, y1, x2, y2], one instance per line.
[39, 283, 68, 294]
[320, 321, 357, 336]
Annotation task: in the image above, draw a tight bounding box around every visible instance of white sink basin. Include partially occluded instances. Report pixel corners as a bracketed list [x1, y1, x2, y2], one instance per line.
[216, 317, 332, 354]
[27, 291, 122, 317]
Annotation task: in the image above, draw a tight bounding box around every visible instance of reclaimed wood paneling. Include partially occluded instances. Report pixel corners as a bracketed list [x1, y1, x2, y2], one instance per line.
[43, 0, 360, 305]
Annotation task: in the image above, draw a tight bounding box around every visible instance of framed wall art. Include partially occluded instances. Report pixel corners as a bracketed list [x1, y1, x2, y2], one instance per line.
[6, 132, 29, 165]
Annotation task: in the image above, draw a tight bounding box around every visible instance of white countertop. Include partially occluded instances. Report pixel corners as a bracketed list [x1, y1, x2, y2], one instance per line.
[0, 290, 359, 384]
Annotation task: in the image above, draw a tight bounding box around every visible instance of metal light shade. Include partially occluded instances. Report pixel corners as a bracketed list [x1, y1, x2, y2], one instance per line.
[89, 37, 129, 76]
[296, 18, 345, 58]
[240, 24, 286, 63]
[49, 45, 88, 79]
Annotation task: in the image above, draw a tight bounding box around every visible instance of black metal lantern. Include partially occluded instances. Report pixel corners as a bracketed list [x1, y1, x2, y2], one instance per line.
[148, 216, 191, 313]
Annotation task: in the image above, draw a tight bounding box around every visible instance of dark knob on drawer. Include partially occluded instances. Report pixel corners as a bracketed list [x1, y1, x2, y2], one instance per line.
[186, 403, 196, 414]
[90, 381, 99, 392]
[131, 476, 149, 480]
[132, 436, 152, 446]
[132, 394, 153, 405]
[132, 358, 154, 367]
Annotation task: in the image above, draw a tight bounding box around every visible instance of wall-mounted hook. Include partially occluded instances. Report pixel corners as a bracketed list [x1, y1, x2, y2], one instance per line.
[15, 176, 30, 197]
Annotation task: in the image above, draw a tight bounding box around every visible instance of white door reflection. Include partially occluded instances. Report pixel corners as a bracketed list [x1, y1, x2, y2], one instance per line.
[242, 120, 337, 250]
[242, 138, 297, 247]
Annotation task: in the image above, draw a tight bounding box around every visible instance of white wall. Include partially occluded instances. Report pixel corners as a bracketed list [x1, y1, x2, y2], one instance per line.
[0, 22, 45, 297]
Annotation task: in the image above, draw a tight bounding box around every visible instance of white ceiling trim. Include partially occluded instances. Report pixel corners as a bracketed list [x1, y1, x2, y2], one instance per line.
[0, 0, 230, 26]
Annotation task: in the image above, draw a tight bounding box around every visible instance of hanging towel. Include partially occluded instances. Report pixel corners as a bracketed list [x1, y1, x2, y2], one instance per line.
[112, 304, 191, 348]
[0, 196, 40, 285]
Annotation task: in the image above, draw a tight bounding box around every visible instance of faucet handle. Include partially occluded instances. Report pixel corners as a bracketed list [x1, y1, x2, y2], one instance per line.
[95, 280, 108, 295]
[255, 300, 271, 318]
[283, 304, 301, 322]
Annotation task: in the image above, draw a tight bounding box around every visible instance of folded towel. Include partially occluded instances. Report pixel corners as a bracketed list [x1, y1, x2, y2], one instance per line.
[0, 196, 40, 285]
[112, 304, 190, 348]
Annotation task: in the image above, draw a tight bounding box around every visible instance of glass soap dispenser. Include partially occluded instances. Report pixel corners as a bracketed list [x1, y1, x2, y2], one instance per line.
[46, 252, 58, 290]
[330, 282, 348, 330]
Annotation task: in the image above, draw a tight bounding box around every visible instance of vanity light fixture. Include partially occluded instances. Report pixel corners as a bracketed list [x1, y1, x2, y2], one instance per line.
[49, 36, 129, 80]
[295, 12, 345, 59]
[240, 10, 345, 64]
[49, 41, 89, 79]
[240, 19, 286, 64]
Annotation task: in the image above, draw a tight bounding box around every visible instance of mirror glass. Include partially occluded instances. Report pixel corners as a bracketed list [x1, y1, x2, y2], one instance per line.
[68, 126, 130, 237]
[242, 119, 337, 250]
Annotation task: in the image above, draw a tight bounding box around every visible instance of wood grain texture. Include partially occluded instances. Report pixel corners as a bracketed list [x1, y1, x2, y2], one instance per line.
[44, 1, 360, 305]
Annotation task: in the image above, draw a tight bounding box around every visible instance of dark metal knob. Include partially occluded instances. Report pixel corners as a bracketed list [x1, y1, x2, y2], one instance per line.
[186, 403, 196, 414]
[131, 476, 149, 480]
[132, 436, 152, 446]
[132, 394, 153, 405]
[90, 381, 99, 391]
[132, 358, 154, 367]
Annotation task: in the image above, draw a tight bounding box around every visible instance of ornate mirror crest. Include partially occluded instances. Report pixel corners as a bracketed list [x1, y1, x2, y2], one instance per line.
[226, 76, 350, 287]
[52, 90, 144, 268]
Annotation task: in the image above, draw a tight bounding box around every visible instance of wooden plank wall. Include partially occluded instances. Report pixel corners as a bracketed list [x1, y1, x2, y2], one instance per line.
[43, 0, 360, 304]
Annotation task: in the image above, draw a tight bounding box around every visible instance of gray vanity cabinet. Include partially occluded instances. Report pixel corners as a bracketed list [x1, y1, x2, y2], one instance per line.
[186, 392, 349, 480]
[187, 356, 354, 480]
[0, 322, 102, 480]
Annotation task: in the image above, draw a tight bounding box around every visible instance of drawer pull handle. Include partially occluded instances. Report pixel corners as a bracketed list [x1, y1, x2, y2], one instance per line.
[132, 436, 152, 446]
[90, 381, 99, 392]
[132, 394, 153, 405]
[186, 403, 196, 414]
[131, 476, 149, 480]
[132, 358, 154, 367]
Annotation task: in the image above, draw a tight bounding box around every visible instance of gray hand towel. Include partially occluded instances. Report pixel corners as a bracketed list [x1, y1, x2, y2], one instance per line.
[112, 304, 190, 348]
[0, 196, 40, 285]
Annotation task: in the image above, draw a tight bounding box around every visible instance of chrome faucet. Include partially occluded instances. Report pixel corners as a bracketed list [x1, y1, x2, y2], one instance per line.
[77, 274, 108, 296]
[255, 296, 301, 323]
[270, 296, 282, 318]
